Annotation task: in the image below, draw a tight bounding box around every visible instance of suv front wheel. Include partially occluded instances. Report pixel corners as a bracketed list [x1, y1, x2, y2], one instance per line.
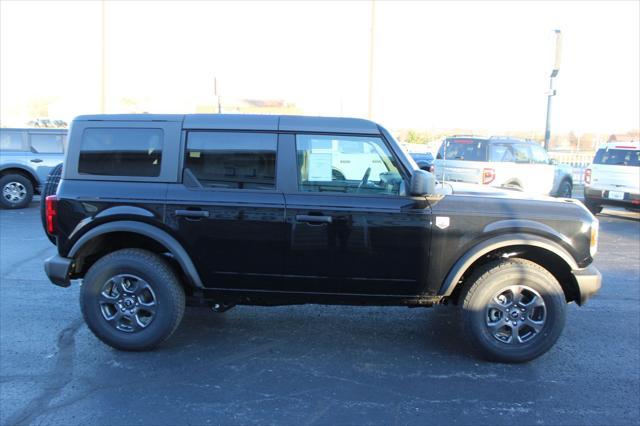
[0, 174, 34, 209]
[80, 249, 185, 351]
[460, 258, 566, 363]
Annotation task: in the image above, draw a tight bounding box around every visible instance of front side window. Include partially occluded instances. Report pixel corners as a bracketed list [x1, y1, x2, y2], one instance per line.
[530, 145, 550, 164]
[296, 134, 403, 196]
[185, 132, 277, 190]
[0, 130, 26, 151]
[512, 145, 531, 163]
[30, 133, 64, 154]
[79, 128, 163, 177]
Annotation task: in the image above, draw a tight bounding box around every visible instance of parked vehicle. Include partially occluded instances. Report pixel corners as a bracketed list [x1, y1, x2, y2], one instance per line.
[0, 128, 67, 208]
[43, 114, 600, 362]
[434, 136, 573, 197]
[409, 152, 435, 173]
[583, 141, 640, 214]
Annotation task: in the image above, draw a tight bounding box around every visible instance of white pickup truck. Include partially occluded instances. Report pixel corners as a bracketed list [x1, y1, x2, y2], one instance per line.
[583, 141, 640, 214]
[433, 136, 574, 197]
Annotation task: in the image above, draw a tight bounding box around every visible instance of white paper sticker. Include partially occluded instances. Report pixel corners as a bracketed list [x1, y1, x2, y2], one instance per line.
[308, 153, 332, 181]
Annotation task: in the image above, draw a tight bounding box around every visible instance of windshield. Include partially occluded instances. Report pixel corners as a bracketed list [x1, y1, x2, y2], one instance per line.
[594, 149, 640, 167]
[437, 138, 488, 161]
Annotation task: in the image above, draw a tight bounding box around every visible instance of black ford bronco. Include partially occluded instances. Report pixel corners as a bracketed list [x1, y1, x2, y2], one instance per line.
[44, 114, 601, 362]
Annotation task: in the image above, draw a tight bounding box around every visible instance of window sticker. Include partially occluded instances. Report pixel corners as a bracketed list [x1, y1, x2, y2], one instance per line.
[308, 153, 332, 181]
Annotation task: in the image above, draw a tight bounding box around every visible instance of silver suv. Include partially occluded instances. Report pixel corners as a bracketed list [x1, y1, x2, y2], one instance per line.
[434, 136, 573, 197]
[0, 128, 67, 208]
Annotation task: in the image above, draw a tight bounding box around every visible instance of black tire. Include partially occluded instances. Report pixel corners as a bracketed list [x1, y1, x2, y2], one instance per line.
[0, 173, 34, 209]
[80, 249, 186, 351]
[584, 199, 602, 215]
[40, 163, 63, 244]
[460, 258, 566, 363]
[556, 180, 572, 198]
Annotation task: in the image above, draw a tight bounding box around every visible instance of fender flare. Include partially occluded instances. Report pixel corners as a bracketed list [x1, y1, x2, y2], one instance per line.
[439, 233, 579, 297]
[0, 164, 40, 185]
[68, 220, 203, 288]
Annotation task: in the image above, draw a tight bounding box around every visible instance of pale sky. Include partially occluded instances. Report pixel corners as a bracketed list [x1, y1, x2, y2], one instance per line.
[1, 0, 639, 134]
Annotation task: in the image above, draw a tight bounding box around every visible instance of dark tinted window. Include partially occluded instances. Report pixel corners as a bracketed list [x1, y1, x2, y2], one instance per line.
[437, 138, 487, 161]
[0, 130, 26, 151]
[185, 132, 276, 190]
[30, 133, 65, 153]
[594, 148, 640, 167]
[79, 128, 163, 176]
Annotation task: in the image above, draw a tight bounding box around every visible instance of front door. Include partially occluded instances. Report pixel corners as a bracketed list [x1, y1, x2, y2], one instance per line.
[166, 131, 286, 290]
[282, 133, 431, 296]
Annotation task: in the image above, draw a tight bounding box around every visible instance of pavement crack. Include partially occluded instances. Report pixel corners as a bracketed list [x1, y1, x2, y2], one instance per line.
[5, 318, 83, 426]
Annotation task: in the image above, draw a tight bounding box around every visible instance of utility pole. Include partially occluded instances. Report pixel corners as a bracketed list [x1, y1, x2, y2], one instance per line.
[100, 0, 106, 113]
[367, 0, 376, 119]
[214, 77, 221, 113]
[544, 30, 562, 151]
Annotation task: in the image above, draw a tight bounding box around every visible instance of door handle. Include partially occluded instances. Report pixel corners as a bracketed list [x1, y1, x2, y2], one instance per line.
[295, 214, 332, 224]
[30, 159, 43, 163]
[175, 209, 209, 218]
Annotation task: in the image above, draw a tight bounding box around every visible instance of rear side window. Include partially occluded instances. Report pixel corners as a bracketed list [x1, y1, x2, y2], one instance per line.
[0, 130, 26, 151]
[437, 138, 487, 161]
[594, 149, 640, 167]
[185, 132, 277, 190]
[30, 133, 65, 154]
[79, 128, 163, 177]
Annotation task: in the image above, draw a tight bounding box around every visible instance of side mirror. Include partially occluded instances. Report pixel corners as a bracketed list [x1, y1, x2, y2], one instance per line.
[410, 170, 436, 196]
[549, 158, 557, 165]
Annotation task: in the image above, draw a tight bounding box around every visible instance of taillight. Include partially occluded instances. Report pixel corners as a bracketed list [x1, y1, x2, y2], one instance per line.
[45, 195, 58, 234]
[482, 168, 495, 184]
[584, 168, 592, 185]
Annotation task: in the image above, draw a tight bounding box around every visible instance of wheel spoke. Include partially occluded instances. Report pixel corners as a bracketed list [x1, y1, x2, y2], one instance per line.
[99, 291, 119, 305]
[508, 322, 521, 344]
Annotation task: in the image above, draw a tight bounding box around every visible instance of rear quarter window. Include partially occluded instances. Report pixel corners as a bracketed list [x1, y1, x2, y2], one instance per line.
[78, 128, 163, 177]
[594, 149, 640, 167]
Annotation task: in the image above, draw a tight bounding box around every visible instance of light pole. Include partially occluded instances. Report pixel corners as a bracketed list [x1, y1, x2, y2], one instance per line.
[367, 0, 376, 119]
[544, 30, 562, 151]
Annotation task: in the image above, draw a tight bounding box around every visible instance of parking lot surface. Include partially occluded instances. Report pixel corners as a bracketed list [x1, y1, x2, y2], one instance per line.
[1, 201, 639, 425]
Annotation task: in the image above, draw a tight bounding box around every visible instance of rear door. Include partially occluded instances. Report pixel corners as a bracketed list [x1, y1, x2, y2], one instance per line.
[165, 131, 286, 290]
[27, 131, 67, 185]
[280, 133, 431, 296]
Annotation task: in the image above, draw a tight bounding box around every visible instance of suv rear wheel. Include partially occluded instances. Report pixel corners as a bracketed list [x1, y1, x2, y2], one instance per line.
[80, 249, 185, 351]
[460, 258, 566, 363]
[0, 174, 34, 209]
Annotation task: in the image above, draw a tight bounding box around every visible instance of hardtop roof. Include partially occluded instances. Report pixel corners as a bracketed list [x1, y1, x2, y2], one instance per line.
[73, 114, 381, 134]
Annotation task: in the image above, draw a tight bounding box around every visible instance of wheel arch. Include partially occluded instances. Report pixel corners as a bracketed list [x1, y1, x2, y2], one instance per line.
[68, 221, 203, 289]
[440, 234, 581, 304]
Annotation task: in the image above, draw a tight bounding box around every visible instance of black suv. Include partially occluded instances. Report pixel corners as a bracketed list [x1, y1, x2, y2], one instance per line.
[44, 114, 601, 362]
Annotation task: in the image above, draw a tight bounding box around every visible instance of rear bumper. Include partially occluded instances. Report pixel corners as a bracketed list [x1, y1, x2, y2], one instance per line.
[571, 264, 602, 305]
[584, 187, 640, 210]
[44, 255, 73, 288]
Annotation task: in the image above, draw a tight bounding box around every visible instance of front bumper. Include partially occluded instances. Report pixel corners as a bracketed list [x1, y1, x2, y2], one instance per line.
[571, 264, 602, 305]
[44, 255, 73, 288]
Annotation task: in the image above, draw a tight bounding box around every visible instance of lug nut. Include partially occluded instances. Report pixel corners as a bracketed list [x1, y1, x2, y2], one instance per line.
[512, 321, 517, 326]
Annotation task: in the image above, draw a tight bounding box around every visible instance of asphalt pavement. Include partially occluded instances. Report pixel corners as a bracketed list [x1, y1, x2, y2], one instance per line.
[1, 200, 639, 425]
